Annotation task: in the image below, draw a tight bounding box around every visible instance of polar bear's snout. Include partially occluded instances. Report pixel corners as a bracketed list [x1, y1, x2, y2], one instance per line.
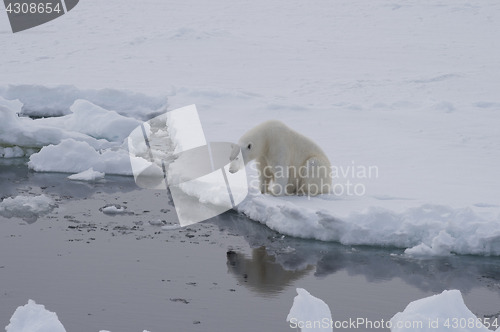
[229, 144, 243, 173]
[229, 157, 243, 173]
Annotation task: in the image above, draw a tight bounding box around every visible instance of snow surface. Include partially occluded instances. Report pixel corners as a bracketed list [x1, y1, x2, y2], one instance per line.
[0, 195, 55, 222]
[0, 84, 167, 120]
[67, 167, 105, 181]
[1, 0, 500, 255]
[5, 300, 66, 332]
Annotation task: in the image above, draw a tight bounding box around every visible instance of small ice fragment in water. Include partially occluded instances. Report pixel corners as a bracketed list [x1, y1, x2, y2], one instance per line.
[101, 205, 127, 214]
[68, 167, 105, 181]
[5, 299, 66, 332]
[0, 194, 56, 223]
[148, 219, 166, 226]
[287, 288, 332, 332]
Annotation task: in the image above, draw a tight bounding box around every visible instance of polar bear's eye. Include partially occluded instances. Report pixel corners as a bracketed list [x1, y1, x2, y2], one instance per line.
[247, 143, 252, 150]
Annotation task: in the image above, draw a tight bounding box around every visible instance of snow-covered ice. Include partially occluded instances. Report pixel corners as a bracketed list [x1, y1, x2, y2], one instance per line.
[34, 99, 142, 143]
[0, 84, 167, 120]
[0, 146, 35, 158]
[5, 300, 66, 332]
[28, 139, 133, 175]
[234, 196, 500, 257]
[0, 103, 110, 150]
[67, 167, 105, 182]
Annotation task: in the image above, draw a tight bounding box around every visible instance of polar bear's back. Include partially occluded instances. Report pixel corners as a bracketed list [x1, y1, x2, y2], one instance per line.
[247, 119, 329, 165]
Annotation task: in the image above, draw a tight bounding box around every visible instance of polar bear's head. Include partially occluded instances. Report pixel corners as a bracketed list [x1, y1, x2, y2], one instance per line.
[229, 139, 259, 173]
[229, 123, 269, 173]
[229, 143, 244, 173]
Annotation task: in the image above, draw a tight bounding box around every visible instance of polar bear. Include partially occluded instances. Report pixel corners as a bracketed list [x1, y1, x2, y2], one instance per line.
[229, 120, 332, 196]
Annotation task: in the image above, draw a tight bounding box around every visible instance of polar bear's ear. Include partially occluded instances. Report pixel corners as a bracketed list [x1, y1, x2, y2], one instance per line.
[247, 143, 252, 150]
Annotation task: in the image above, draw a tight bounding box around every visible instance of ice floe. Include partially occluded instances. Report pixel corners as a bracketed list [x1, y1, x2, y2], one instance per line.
[0, 194, 56, 222]
[67, 167, 105, 182]
[5, 300, 66, 332]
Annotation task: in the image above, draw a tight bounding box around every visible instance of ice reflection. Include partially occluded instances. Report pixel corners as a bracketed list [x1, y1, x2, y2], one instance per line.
[214, 211, 500, 297]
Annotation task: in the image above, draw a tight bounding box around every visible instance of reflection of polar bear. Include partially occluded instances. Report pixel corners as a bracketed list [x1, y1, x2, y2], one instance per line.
[226, 248, 314, 295]
[229, 120, 332, 196]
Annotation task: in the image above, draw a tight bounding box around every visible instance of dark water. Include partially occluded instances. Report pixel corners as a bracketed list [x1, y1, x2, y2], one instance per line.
[1, 161, 499, 331]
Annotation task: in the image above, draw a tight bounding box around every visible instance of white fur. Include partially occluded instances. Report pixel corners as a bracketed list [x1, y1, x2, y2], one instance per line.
[229, 120, 332, 196]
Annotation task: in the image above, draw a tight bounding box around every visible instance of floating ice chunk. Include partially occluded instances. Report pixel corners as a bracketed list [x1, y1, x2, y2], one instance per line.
[287, 288, 499, 332]
[29, 139, 106, 173]
[68, 167, 105, 181]
[149, 219, 166, 225]
[161, 225, 182, 230]
[5, 299, 66, 332]
[0, 195, 55, 222]
[28, 139, 134, 175]
[287, 288, 332, 332]
[102, 206, 127, 214]
[390, 289, 496, 332]
[404, 230, 455, 257]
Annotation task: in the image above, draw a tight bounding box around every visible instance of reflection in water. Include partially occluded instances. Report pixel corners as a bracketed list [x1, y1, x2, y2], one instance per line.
[214, 211, 500, 298]
[1, 161, 140, 200]
[226, 247, 314, 297]
[0, 161, 141, 223]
